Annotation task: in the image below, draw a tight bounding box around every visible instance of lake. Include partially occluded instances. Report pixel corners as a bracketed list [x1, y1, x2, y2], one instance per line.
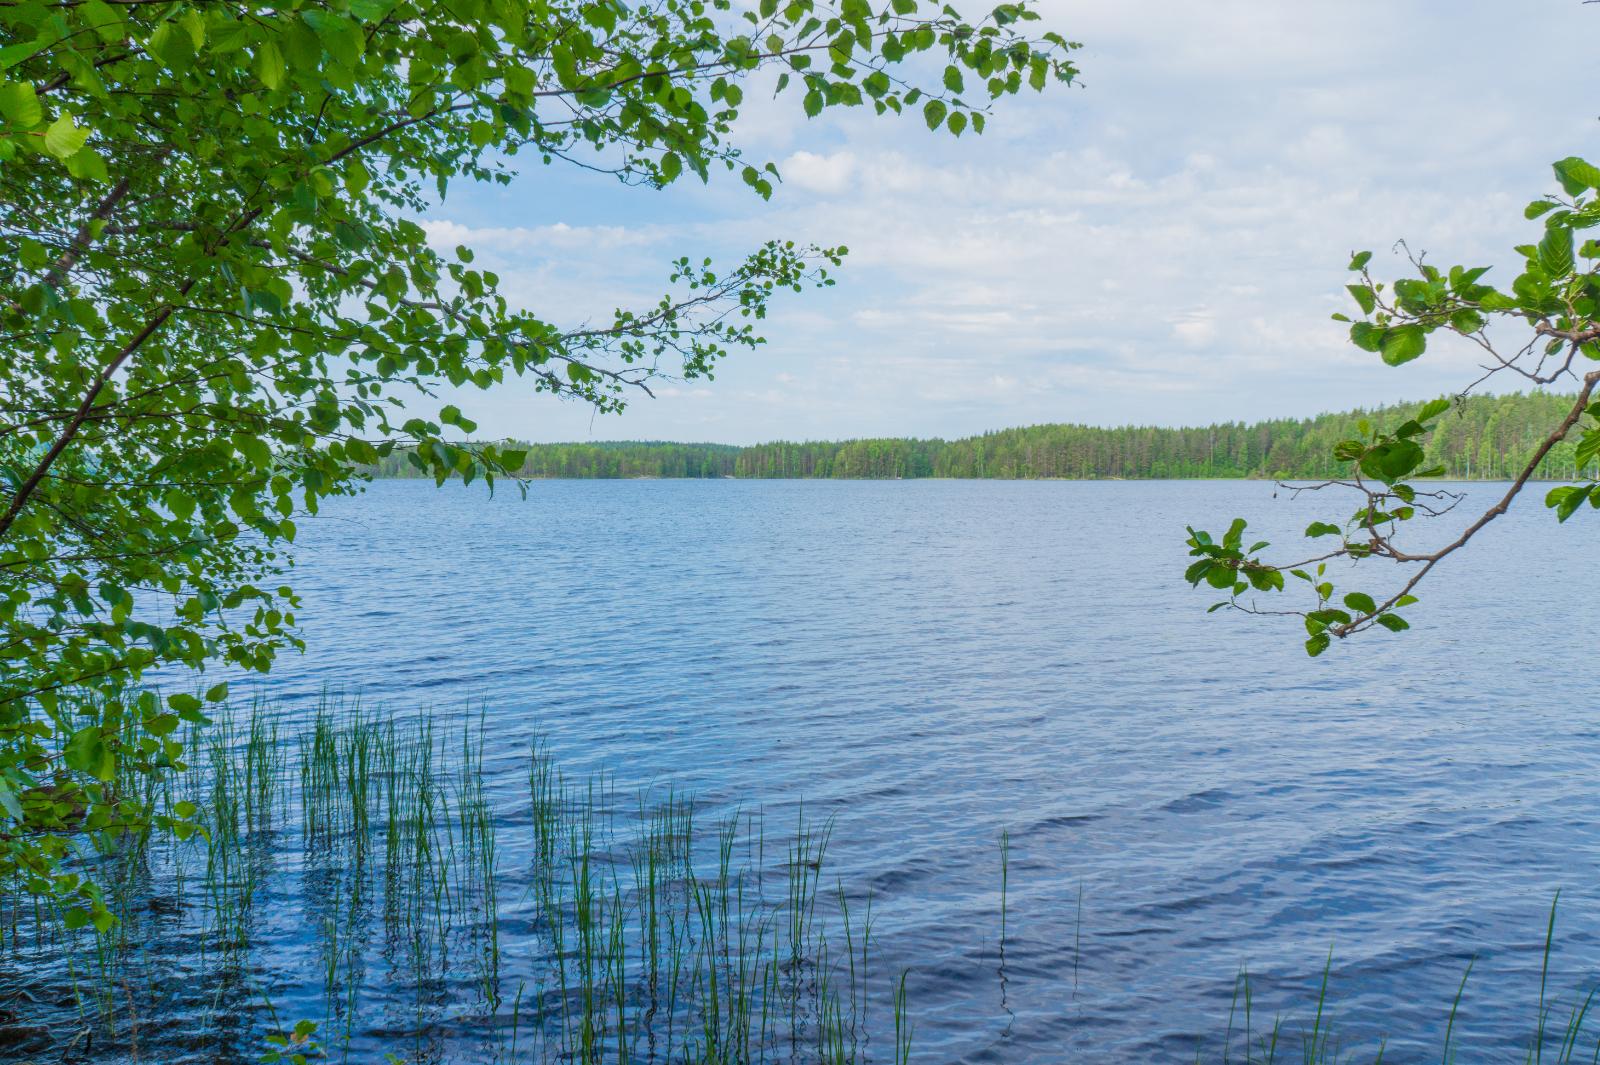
[11, 478, 1600, 1062]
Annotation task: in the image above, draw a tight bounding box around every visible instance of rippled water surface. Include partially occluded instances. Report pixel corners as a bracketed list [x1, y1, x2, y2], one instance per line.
[232, 478, 1598, 1062]
[16, 478, 1600, 1063]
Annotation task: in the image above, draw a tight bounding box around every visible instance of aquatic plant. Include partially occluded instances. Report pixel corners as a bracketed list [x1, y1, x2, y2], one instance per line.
[1193, 897, 1599, 1065]
[0, 696, 909, 1064]
[8, 696, 1600, 1063]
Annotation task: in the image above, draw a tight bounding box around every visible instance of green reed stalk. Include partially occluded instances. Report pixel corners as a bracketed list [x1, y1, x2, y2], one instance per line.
[999, 828, 1010, 946]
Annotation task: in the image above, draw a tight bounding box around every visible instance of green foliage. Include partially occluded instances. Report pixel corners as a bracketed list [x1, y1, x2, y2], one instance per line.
[1192, 156, 1600, 653]
[11, 697, 903, 1062]
[261, 1020, 322, 1065]
[370, 391, 1598, 481]
[0, 0, 1077, 921]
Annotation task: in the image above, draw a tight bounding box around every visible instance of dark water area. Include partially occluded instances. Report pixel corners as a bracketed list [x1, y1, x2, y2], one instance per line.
[13, 478, 1600, 1062]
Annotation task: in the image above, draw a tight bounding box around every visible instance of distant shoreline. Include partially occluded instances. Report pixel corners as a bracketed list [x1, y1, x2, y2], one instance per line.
[368, 391, 1588, 483]
[369, 473, 1562, 483]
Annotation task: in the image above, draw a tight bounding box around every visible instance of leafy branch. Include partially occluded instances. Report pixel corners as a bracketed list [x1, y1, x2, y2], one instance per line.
[1187, 157, 1600, 655]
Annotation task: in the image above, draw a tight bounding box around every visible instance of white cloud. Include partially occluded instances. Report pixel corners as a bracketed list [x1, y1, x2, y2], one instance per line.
[420, 219, 656, 254]
[780, 150, 857, 195]
[1172, 309, 1218, 348]
[422, 0, 1600, 444]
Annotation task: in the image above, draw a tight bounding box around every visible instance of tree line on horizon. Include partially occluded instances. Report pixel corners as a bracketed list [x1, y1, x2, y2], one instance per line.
[369, 392, 1592, 481]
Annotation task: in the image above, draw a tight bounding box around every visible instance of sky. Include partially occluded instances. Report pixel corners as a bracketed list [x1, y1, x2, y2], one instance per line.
[420, 0, 1600, 445]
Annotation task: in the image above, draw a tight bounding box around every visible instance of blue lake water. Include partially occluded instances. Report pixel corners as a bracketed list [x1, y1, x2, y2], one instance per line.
[225, 476, 1600, 1062]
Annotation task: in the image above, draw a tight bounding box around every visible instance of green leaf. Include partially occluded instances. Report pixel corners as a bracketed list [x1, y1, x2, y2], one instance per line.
[147, 21, 196, 71]
[64, 148, 109, 182]
[0, 37, 49, 72]
[1553, 157, 1600, 195]
[1379, 325, 1426, 367]
[1246, 567, 1284, 592]
[167, 692, 203, 714]
[1342, 591, 1376, 615]
[42, 114, 89, 160]
[0, 80, 40, 126]
[255, 40, 286, 90]
[1547, 483, 1593, 522]
[1349, 322, 1384, 353]
[922, 99, 947, 131]
[1305, 633, 1331, 657]
[1573, 433, 1600, 474]
[64, 726, 114, 781]
[165, 488, 196, 522]
[80, 0, 126, 42]
[1346, 284, 1376, 315]
[1348, 251, 1372, 272]
[1539, 224, 1575, 276]
[1374, 613, 1409, 632]
[1378, 439, 1425, 481]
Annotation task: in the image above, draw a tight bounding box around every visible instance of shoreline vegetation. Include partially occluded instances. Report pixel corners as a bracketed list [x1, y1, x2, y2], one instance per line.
[371, 393, 1589, 482]
[6, 696, 1599, 1063]
[1, 697, 908, 1064]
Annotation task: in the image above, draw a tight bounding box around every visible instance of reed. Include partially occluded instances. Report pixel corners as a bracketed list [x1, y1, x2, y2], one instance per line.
[1195, 895, 1600, 1065]
[0, 695, 910, 1064]
[11, 694, 1600, 1065]
[998, 829, 1009, 946]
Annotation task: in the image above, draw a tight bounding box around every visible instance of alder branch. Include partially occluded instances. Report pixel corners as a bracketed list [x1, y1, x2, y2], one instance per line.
[1330, 369, 1600, 636]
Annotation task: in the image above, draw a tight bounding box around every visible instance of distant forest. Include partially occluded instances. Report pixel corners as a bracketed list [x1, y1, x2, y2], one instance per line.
[371, 392, 1593, 481]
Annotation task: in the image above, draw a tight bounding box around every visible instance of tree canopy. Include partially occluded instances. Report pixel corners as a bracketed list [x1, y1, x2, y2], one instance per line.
[367, 392, 1593, 481]
[0, 0, 1076, 924]
[1186, 157, 1600, 655]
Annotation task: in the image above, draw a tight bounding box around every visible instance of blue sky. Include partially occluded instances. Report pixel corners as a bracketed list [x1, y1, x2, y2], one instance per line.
[423, 0, 1600, 444]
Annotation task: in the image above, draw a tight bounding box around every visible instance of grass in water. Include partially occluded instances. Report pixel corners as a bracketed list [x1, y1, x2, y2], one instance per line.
[998, 829, 1009, 947]
[0, 696, 908, 1064]
[1195, 895, 1599, 1064]
[4, 696, 1600, 1064]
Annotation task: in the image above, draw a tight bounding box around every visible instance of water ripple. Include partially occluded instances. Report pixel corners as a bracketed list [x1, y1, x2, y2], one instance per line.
[222, 479, 1600, 1060]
